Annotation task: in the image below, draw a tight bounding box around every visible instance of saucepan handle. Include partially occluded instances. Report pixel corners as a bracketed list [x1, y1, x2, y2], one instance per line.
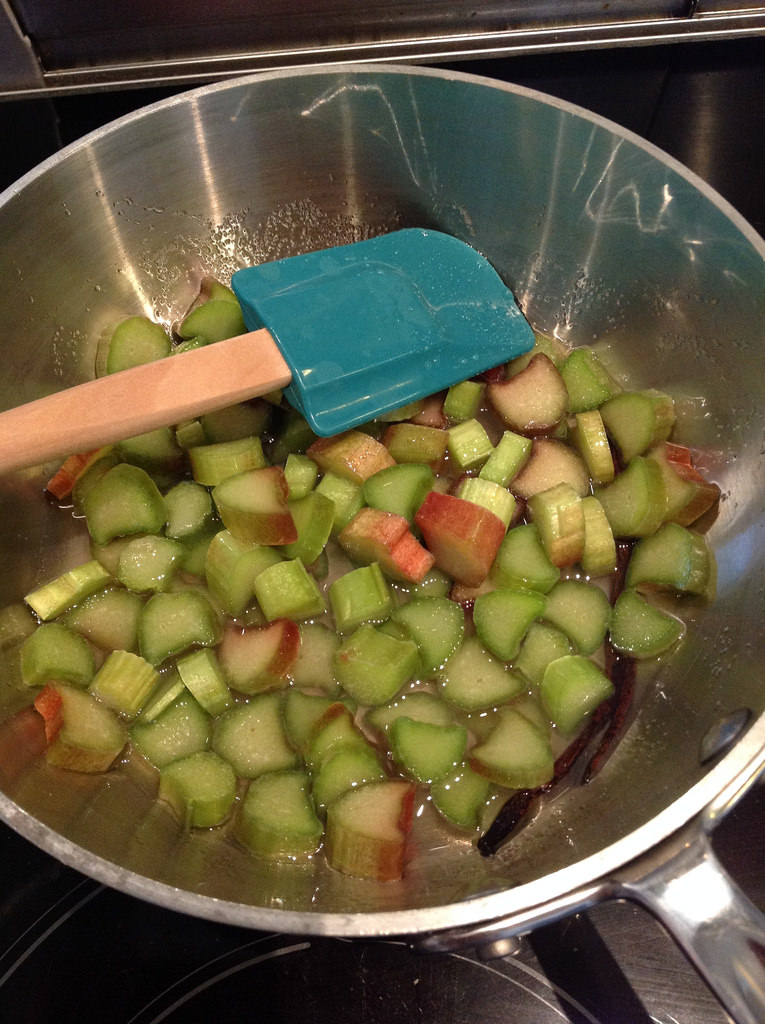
[417, 765, 765, 1024]
[616, 827, 765, 1024]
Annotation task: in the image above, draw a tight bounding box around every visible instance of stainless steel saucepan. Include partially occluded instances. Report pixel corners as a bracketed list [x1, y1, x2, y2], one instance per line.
[0, 65, 763, 1023]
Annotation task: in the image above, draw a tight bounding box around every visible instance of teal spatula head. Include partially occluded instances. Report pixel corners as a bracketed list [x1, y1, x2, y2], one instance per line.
[231, 228, 534, 435]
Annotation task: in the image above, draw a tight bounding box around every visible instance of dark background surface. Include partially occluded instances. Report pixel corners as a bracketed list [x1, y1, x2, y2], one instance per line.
[0, 37, 763, 1023]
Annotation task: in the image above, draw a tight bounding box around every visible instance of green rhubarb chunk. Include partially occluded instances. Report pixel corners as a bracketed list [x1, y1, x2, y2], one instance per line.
[362, 463, 434, 522]
[71, 450, 121, 516]
[540, 654, 614, 734]
[570, 409, 615, 486]
[625, 522, 714, 596]
[89, 649, 159, 718]
[189, 437, 266, 487]
[117, 427, 183, 484]
[470, 706, 554, 789]
[472, 588, 546, 662]
[580, 495, 618, 578]
[514, 621, 573, 687]
[479, 430, 532, 487]
[541, 578, 612, 655]
[439, 635, 525, 712]
[164, 480, 214, 539]
[21, 622, 95, 688]
[560, 347, 617, 413]
[457, 477, 516, 528]
[0, 603, 36, 648]
[315, 471, 364, 533]
[365, 689, 456, 735]
[201, 400, 270, 443]
[130, 691, 211, 768]
[610, 588, 685, 658]
[490, 523, 560, 593]
[443, 380, 484, 422]
[283, 453, 319, 499]
[270, 406, 318, 463]
[333, 624, 419, 705]
[390, 716, 467, 784]
[383, 423, 448, 464]
[290, 623, 341, 695]
[329, 563, 392, 633]
[390, 596, 465, 674]
[527, 482, 585, 568]
[594, 456, 667, 538]
[138, 589, 221, 666]
[409, 568, 452, 598]
[197, 276, 239, 305]
[507, 330, 569, 373]
[25, 559, 113, 621]
[204, 529, 282, 618]
[159, 750, 237, 829]
[82, 463, 167, 547]
[175, 419, 207, 450]
[212, 693, 297, 778]
[600, 389, 675, 464]
[447, 418, 494, 470]
[306, 705, 370, 772]
[431, 762, 492, 831]
[103, 316, 171, 375]
[283, 689, 338, 754]
[237, 770, 323, 859]
[178, 524, 217, 579]
[176, 647, 233, 716]
[253, 557, 327, 621]
[90, 535, 142, 577]
[137, 670, 185, 722]
[280, 491, 335, 566]
[312, 745, 387, 815]
[65, 587, 143, 653]
[172, 337, 206, 356]
[178, 297, 246, 344]
[509, 692, 551, 734]
[117, 535, 186, 594]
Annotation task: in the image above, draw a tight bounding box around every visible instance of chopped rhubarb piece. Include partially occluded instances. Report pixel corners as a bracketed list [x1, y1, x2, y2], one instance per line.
[664, 442, 693, 466]
[325, 779, 416, 881]
[415, 491, 505, 587]
[647, 442, 720, 526]
[45, 448, 105, 500]
[410, 393, 448, 428]
[527, 482, 586, 568]
[510, 437, 591, 500]
[218, 618, 300, 694]
[213, 465, 297, 545]
[487, 353, 568, 435]
[34, 682, 127, 772]
[338, 507, 435, 583]
[383, 422, 449, 464]
[33, 683, 64, 744]
[307, 430, 395, 484]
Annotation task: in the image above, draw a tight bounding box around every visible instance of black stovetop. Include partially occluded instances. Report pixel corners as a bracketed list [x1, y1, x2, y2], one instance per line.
[1, 39, 763, 1024]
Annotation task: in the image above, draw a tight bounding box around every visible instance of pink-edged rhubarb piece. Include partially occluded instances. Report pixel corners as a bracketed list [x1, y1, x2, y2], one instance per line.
[415, 490, 506, 587]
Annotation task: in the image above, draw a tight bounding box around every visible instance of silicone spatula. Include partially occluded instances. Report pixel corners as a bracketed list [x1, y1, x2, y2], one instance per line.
[0, 229, 534, 475]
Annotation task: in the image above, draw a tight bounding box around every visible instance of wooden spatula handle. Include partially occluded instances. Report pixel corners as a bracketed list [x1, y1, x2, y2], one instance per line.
[0, 329, 292, 476]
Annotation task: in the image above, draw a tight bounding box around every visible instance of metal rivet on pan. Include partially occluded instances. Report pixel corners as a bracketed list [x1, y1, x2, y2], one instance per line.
[476, 936, 523, 960]
[699, 708, 752, 765]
